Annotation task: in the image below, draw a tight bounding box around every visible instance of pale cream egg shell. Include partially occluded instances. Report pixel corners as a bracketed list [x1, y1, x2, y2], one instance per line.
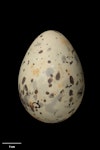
[18, 30, 85, 123]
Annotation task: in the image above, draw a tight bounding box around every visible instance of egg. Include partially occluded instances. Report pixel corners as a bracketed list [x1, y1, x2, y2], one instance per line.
[18, 30, 85, 123]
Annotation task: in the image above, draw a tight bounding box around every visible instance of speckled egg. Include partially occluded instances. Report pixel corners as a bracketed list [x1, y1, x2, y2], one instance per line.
[18, 30, 85, 123]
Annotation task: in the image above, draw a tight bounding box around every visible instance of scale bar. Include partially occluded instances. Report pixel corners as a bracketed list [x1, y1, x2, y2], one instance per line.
[2, 142, 22, 144]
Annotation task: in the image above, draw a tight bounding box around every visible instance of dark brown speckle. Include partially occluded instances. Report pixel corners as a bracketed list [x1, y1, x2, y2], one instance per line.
[31, 79, 34, 82]
[69, 90, 73, 96]
[49, 93, 54, 98]
[44, 99, 46, 102]
[65, 69, 68, 72]
[46, 91, 49, 95]
[48, 60, 51, 63]
[50, 74, 53, 77]
[35, 89, 38, 94]
[24, 84, 28, 91]
[70, 61, 73, 65]
[40, 35, 43, 37]
[49, 84, 52, 87]
[39, 50, 43, 54]
[60, 89, 64, 94]
[22, 77, 26, 84]
[56, 72, 60, 80]
[65, 84, 72, 88]
[77, 88, 83, 97]
[48, 78, 53, 84]
[69, 97, 73, 102]
[70, 76, 74, 84]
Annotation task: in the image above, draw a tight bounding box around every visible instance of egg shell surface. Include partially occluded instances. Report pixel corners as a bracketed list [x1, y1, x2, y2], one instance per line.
[18, 30, 85, 123]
